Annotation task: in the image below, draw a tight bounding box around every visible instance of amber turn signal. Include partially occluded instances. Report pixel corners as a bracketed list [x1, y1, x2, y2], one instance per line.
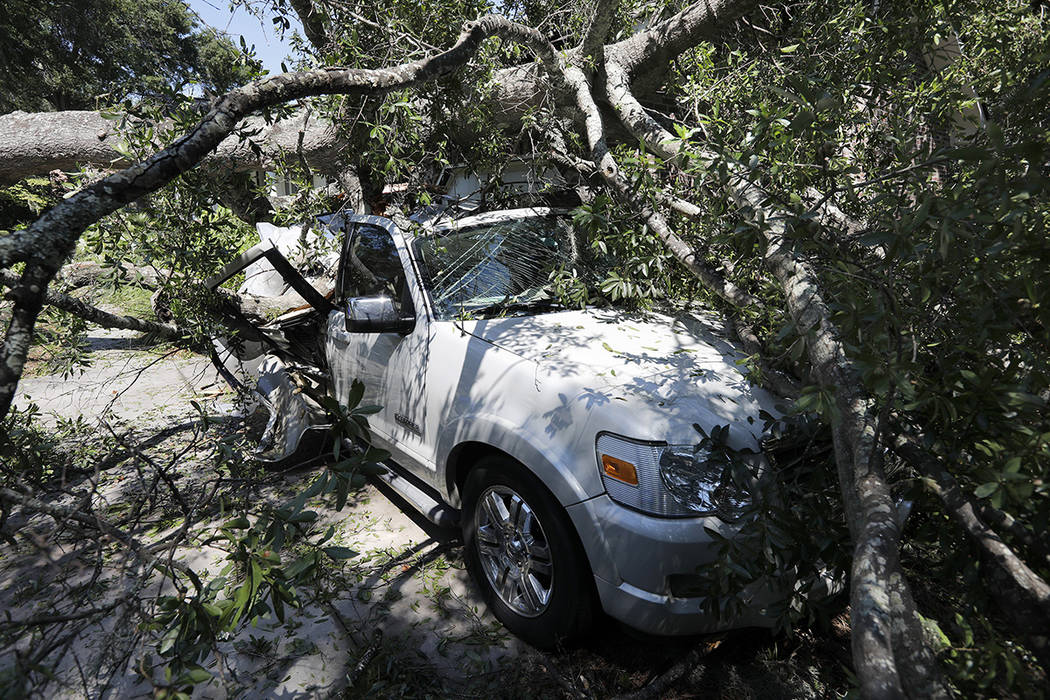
[601, 454, 639, 486]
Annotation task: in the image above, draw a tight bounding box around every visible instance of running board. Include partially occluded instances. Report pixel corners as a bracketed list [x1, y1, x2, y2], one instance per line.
[375, 465, 460, 528]
[341, 439, 459, 528]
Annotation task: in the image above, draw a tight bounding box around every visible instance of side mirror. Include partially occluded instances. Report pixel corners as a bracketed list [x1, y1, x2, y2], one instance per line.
[345, 295, 415, 334]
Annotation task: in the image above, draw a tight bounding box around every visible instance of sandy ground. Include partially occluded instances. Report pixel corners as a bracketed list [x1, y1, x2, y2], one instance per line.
[9, 329, 529, 698]
[16, 329, 223, 424]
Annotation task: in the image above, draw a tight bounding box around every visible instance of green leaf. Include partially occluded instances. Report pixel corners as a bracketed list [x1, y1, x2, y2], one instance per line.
[346, 379, 365, 409]
[258, 549, 282, 564]
[1005, 391, 1044, 407]
[322, 546, 358, 560]
[283, 554, 316, 580]
[973, 482, 998, 499]
[175, 666, 212, 685]
[271, 586, 285, 623]
[780, 44, 799, 53]
[334, 477, 349, 511]
[990, 488, 1005, 510]
[158, 625, 179, 656]
[300, 474, 329, 500]
[230, 582, 251, 624]
[789, 109, 814, 132]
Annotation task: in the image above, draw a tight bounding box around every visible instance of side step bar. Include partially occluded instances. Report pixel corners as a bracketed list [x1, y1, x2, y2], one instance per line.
[341, 439, 459, 528]
[374, 467, 460, 529]
[344, 438, 459, 524]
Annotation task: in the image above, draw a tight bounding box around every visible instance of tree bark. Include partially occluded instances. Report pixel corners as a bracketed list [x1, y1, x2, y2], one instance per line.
[458, 0, 760, 128]
[57, 260, 168, 291]
[0, 269, 183, 341]
[0, 110, 346, 187]
[581, 1, 622, 67]
[288, 0, 330, 52]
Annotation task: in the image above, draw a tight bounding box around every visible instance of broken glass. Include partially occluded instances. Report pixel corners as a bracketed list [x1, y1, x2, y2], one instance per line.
[412, 213, 589, 320]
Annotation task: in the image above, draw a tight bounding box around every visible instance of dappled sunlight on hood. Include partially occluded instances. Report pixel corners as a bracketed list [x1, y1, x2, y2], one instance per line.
[457, 307, 781, 448]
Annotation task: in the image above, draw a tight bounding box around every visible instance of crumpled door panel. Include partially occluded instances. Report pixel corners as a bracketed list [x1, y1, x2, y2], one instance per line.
[207, 240, 337, 464]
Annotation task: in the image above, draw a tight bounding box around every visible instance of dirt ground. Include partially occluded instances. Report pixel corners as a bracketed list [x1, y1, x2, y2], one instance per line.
[5, 327, 854, 699]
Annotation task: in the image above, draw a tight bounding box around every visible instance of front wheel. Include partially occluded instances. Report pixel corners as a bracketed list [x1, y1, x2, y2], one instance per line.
[461, 456, 595, 649]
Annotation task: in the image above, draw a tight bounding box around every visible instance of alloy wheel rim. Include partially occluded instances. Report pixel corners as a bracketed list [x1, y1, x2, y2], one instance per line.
[474, 485, 554, 617]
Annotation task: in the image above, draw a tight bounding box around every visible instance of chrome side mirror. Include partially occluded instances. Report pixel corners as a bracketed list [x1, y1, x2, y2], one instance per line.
[345, 295, 415, 334]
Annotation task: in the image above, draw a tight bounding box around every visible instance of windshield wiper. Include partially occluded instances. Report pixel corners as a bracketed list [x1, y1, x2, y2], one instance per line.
[469, 298, 564, 319]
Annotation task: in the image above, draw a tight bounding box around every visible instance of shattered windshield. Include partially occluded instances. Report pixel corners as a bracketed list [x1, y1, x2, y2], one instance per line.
[412, 213, 584, 320]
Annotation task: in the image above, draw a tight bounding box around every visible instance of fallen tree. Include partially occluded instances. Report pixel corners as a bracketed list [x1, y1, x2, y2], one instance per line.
[1, 0, 1048, 697]
[0, 109, 347, 187]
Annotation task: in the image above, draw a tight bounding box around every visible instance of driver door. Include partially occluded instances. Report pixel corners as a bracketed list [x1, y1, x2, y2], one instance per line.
[326, 220, 432, 468]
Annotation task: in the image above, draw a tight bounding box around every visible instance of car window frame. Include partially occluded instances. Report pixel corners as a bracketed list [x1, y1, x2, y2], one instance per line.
[335, 215, 433, 325]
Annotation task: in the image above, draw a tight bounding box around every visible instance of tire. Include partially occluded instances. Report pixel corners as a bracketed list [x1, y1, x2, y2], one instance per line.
[461, 455, 595, 649]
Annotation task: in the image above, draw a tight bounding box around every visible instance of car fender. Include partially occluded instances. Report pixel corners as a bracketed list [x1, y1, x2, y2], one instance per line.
[435, 412, 603, 509]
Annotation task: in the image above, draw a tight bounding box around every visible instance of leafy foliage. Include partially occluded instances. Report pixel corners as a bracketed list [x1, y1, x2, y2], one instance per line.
[597, 0, 1050, 692]
[0, 0, 261, 113]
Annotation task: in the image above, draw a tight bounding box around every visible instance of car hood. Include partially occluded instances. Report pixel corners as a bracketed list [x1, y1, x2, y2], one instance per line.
[458, 308, 783, 448]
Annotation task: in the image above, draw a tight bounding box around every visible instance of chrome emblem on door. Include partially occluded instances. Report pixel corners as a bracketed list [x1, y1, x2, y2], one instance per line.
[394, 412, 422, 435]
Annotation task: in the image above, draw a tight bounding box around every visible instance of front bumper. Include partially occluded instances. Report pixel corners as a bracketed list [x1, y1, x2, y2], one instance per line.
[566, 493, 780, 636]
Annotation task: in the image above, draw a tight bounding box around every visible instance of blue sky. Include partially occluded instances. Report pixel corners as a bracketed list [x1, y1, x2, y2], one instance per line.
[184, 0, 302, 74]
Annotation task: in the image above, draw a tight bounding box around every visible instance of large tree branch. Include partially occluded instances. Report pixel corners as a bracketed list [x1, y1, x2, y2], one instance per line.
[58, 261, 167, 291]
[541, 30, 761, 309]
[892, 434, 1050, 620]
[0, 110, 347, 188]
[603, 59, 683, 161]
[580, 1, 621, 68]
[0, 269, 184, 341]
[760, 222, 942, 700]
[603, 53, 947, 697]
[608, 0, 759, 78]
[0, 2, 760, 183]
[0, 15, 547, 420]
[0, 18, 530, 271]
[485, 0, 758, 127]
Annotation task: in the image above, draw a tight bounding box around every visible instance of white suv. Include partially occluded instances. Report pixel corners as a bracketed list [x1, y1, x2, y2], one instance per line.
[212, 207, 785, 648]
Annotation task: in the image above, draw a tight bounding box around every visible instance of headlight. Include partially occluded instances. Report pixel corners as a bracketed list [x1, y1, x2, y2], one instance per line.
[596, 432, 756, 519]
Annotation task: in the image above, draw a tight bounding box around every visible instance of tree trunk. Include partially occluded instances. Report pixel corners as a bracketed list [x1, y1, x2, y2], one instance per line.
[0, 110, 346, 187]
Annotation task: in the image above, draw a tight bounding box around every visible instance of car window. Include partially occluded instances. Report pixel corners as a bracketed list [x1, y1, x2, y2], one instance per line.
[413, 215, 580, 320]
[341, 224, 413, 315]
